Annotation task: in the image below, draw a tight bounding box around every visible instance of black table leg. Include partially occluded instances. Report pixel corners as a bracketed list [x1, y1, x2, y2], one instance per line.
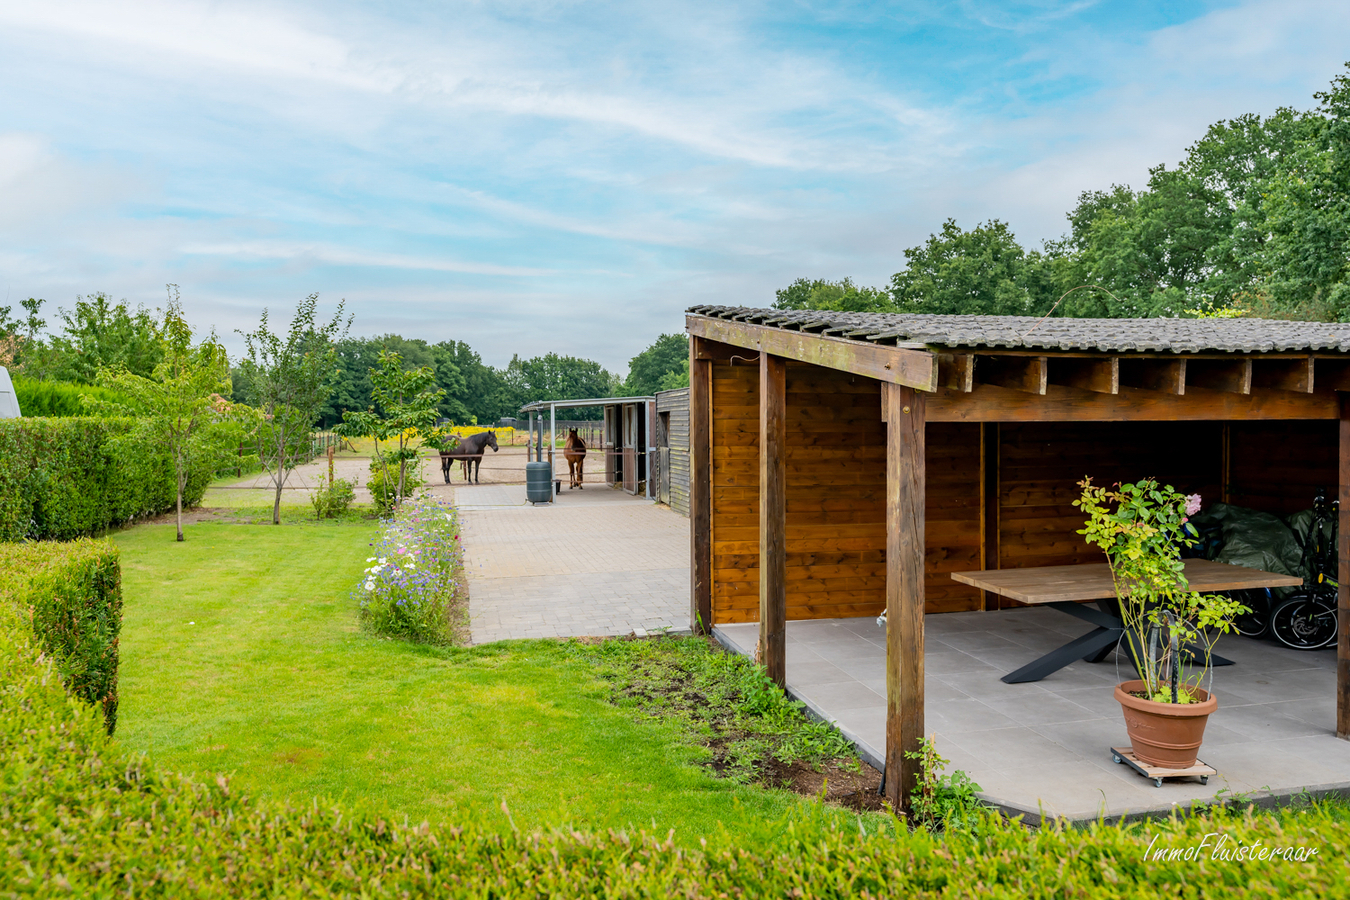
[1001, 626, 1123, 684]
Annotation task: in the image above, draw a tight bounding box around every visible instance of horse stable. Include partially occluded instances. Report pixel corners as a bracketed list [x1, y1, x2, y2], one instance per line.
[684, 305, 1350, 813]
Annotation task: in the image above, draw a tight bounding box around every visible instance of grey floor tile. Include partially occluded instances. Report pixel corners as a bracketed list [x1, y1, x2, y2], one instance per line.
[927, 697, 1020, 735]
[1212, 703, 1329, 740]
[944, 726, 1084, 769]
[785, 659, 857, 687]
[794, 680, 886, 713]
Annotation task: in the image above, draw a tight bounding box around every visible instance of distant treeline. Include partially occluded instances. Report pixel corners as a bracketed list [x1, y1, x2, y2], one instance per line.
[2, 294, 690, 427]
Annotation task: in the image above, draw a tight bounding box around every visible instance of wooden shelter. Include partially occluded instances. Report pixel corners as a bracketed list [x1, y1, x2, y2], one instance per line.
[519, 396, 656, 497]
[656, 387, 691, 515]
[685, 305, 1350, 809]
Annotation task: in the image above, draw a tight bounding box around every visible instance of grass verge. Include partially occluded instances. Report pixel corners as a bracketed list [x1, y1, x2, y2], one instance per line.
[112, 522, 885, 842]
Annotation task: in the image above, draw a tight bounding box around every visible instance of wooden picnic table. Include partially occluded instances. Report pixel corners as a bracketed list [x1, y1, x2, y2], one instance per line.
[950, 560, 1304, 684]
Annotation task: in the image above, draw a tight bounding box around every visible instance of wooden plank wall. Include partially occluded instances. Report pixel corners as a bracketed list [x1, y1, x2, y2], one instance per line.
[1228, 421, 1338, 516]
[926, 423, 983, 613]
[709, 362, 984, 623]
[657, 387, 690, 517]
[710, 360, 761, 622]
[995, 422, 1225, 597]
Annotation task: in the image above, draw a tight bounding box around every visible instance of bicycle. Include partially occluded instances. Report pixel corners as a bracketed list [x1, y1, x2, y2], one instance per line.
[1268, 488, 1339, 651]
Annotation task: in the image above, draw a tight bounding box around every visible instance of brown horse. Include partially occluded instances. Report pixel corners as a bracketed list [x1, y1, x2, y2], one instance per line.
[564, 428, 586, 489]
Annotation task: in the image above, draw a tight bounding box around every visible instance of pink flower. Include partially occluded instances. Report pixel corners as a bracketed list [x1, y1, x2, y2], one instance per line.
[1184, 494, 1202, 516]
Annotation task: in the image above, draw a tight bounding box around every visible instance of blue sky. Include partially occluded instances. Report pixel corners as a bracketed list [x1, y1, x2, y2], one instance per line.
[2, 1, 1349, 374]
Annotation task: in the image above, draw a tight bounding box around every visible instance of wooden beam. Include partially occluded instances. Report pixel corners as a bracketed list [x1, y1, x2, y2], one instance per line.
[977, 355, 1047, 394]
[1118, 358, 1186, 395]
[759, 352, 787, 688]
[937, 352, 975, 392]
[883, 382, 925, 815]
[927, 382, 1337, 422]
[689, 337, 713, 634]
[1253, 357, 1314, 393]
[1186, 358, 1252, 395]
[1049, 357, 1118, 394]
[687, 314, 938, 391]
[1340, 392, 1350, 740]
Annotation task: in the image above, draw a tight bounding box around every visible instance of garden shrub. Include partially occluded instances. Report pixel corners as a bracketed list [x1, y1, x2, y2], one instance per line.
[310, 472, 358, 519]
[367, 458, 425, 516]
[0, 539, 120, 733]
[0, 417, 216, 540]
[357, 493, 464, 644]
[10, 376, 134, 417]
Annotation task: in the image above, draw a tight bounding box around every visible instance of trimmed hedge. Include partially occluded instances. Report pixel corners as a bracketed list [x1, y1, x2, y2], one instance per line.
[10, 376, 133, 418]
[2, 548, 1348, 896]
[0, 540, 120, 733]
[0, 417, 214, 541]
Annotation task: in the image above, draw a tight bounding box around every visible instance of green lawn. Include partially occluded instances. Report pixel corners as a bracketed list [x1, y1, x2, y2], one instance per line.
[113, 522, 861, 842]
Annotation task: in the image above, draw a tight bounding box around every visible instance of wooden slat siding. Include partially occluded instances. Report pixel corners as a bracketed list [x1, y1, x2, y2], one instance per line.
[689, 342, 713, 633]
[884, 381, 925, 813]
[760, 353, 788, 686]
[928, 382, 1337, 422]
[925, 423, 982, 612]
[778, 363, 886, 622]
[657, 387, 692, 516]
[1227, 421, 1338, 517]
[710, 360, 760, 624]
[1339, 393, 1350, 740]
[997, 422, 1225, 583]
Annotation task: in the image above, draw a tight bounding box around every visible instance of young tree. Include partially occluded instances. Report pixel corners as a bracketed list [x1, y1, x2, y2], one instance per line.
[335, 351, 444, 510]
[97, 286, 231, 541]
[236, 293, 349, 525]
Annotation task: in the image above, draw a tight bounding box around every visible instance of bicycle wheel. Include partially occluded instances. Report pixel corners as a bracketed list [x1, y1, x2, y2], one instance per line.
[1230, 588, 1272, 639]
[1269, 592, 1338, 650]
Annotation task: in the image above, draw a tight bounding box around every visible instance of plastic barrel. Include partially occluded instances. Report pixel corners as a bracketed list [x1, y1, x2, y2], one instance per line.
[525, 461, 553, 503]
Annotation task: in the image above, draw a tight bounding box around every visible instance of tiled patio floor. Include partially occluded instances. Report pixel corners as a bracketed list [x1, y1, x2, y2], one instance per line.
[715, 607, 1350, 822]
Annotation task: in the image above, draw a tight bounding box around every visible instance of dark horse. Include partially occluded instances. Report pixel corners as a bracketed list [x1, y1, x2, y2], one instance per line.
[439, 431, 499, 484]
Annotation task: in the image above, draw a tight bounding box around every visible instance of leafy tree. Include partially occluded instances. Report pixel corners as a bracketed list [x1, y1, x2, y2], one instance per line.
[658, 358, 691, 390]
[335, 351, 444, 511]
[236, 294, 350, 525]
[774, 278, 894, 313]
[26, 294, 165, 383]
[624, 334, 688, 396]
[502, 353, 620, 420]
[95, 287, 231, 542]
[890, 220, 1054, 316]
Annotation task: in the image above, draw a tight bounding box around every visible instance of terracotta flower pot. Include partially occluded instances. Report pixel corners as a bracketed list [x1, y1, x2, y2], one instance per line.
[1115, 679, 1217, 769]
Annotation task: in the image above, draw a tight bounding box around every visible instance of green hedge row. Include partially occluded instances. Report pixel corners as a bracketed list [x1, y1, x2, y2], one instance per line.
[0, 417, 214, 541]
[2, 547, 1347, 897]
[0, 540, 120, 734]
[10, 376, 133, 418]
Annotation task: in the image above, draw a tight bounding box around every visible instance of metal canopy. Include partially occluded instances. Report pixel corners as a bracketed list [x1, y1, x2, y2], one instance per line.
[518, 396, 654, 414]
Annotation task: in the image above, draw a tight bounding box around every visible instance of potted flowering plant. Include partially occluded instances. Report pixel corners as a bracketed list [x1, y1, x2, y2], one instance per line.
[1075, 477, 1247, 768]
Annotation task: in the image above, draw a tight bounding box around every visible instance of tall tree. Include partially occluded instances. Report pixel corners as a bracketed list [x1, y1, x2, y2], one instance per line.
[502, 353, 620, 419]
[32, 293, 165, 383]
[236, 294, 350, 525]
[624, 334, 688, 396]
[96, 286, 231, 542]
[890, 220, 1054, 316]
[774, 277, 894, 313]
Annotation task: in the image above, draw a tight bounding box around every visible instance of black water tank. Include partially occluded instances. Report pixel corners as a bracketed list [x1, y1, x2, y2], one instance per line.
[525, 461, 552, 503]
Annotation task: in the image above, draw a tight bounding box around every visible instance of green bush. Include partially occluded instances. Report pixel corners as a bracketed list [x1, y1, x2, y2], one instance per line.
[0, 539, 120, 733]
[0, 417, 216, 541]
[368, 458, 424, 516]
[310, 472, 358, 519]
[10, 375, 134, 417]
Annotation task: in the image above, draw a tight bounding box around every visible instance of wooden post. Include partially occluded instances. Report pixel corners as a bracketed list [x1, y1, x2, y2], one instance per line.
[759, 352, 787, 687]
[883, 382, 925, 812]
[1339, 394, 1350, 739]
[689, 337, 713, 634]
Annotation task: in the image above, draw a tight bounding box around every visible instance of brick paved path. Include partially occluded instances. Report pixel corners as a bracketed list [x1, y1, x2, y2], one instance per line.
[459, 484, 690, 643]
